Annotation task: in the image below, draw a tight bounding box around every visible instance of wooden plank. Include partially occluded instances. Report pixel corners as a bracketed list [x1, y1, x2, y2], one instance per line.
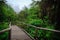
[11, 25, 32, 40]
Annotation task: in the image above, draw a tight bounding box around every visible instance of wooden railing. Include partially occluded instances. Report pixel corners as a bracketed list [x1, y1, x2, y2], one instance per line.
[0, 28, 11, 40]
[0, 22, 11, 40]
[18, 22, 60, 40]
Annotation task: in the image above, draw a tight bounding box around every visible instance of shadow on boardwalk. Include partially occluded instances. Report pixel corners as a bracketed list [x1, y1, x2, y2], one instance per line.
[11, 25, 32, 40]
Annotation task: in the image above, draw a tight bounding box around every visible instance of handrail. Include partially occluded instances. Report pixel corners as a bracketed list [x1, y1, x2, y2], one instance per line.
[0, 22, 11, 33]
[18, 22, 60, 33]
[0, 28, 11, 33]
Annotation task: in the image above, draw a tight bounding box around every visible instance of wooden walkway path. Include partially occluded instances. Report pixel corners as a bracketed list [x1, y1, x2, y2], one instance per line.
[11, 25, 32, 40]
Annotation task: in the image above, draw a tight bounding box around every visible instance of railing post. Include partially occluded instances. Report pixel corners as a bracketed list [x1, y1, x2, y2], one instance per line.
[9, 29, 11, 40]
[9, 22, 11, 40]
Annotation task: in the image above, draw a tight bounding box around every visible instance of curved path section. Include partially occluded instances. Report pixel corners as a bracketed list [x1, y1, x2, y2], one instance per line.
[11, 25, 32, 40]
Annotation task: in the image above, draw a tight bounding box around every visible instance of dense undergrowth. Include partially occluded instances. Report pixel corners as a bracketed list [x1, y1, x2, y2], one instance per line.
[16, 20, 55, 40]
[0, 22, 9, 40]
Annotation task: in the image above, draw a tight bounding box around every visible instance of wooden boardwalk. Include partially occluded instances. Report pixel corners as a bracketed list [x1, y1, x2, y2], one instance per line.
[11, 25, 32, 40]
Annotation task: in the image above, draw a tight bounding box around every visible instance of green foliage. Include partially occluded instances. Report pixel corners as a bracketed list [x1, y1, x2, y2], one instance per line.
[17, 0, 55, 39]
[0, 22, 9, 40]
[28, 19, 43, 26]
[6, 0, 60, 40]
[0, 22, 9, 30]
[0, 1, 17, 22]
[0, 32, 9, 40]
[0, 1, 17, 40]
